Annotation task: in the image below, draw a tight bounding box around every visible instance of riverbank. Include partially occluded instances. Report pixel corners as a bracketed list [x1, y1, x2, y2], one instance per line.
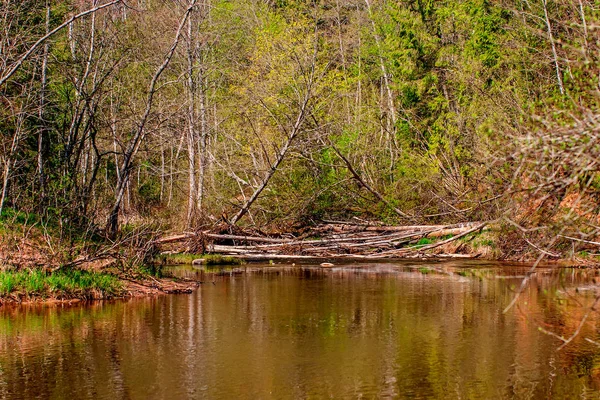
[156, 221, 600, 266]
[1, 215, 598, 305]
[0, 264, 200, 306]
[0, 208, 201, 305]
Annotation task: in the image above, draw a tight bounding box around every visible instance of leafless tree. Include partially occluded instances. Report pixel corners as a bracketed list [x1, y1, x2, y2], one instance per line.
[0, 0, 123, 88]
[107, 0, 198, 236]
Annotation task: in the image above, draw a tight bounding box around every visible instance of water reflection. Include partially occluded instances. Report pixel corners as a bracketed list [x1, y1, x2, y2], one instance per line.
[1, 263, 600, 399]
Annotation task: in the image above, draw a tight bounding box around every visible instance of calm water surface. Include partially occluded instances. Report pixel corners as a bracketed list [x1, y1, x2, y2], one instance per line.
[1, 262, 600, 399]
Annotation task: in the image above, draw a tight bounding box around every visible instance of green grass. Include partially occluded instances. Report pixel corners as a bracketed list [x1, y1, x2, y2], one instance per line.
[416, 238, 434, 246]
[0, 207, 38, 226]
[157, 253, 245, 266]
[0, 269, 123, 299]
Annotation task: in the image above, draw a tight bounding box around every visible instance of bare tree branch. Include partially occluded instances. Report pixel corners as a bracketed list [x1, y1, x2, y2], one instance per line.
[329, 142, 415, 221]
[107, 0, 197, 235]
[0, 0, 123, 88]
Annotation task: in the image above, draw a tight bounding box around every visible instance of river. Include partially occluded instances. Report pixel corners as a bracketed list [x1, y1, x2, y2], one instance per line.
[1, 261, 600, 399]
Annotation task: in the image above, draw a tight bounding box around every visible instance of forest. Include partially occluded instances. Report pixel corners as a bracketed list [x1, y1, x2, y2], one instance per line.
[0, 0, 599, 282]
[3, 2, 600, 395]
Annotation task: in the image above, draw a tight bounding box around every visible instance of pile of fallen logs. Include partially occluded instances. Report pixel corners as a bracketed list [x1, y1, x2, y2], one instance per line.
[156, 221, 488, 260]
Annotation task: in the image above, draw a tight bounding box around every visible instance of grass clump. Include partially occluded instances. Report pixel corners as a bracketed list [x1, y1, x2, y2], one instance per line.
[0, 207, 38, 226]
[157, 253, 202, 265]
[416, 238, 434, 246]
[158, 253, 245, 266]
[0, 272, 17, 295]
[204, 255, 245, 265]
[0, 268, 123, 300]
[464, 231, 500, 258]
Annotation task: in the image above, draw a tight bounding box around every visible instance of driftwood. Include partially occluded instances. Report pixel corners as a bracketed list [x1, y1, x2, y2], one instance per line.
[156, 221, 489, 260]
[420, 223, 487, 251]
[389, 222, 488, 256]
[155, 232, 288, 245]
[155, 222, 481, 245]
[314, 222, 479, 233]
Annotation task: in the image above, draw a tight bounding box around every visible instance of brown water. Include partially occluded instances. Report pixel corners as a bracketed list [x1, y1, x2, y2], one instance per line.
[1, 262, 600, 399]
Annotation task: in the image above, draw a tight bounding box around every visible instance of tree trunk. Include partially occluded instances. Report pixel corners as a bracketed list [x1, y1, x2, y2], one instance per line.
[229, 93, 311, 226]
[37, 1, 51, 209]
[0, 162, 11, 217]
[197, 67, 208, 213]
[542, 0, 564, 95]
[364, 0, 397, 130]
[108, 0, 197, 236]
[0, 0, 123, 88]
[186, 10, 198, 227]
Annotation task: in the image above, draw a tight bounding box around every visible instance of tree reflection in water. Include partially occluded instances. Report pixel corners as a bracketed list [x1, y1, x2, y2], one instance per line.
[1, 262, 600, 399]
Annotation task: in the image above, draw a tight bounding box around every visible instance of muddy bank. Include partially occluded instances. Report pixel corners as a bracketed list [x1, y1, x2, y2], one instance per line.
[0, 276, 200, 306]
[0, 258, 201, 307]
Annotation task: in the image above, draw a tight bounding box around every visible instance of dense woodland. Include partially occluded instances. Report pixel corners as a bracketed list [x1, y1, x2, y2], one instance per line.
[1, 0, 599, 259]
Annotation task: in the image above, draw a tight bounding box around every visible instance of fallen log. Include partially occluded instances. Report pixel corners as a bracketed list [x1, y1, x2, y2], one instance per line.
[295, 226, 484, 253]
[155, 222, 489, 259]
[321, 219, 384, 226]
[208, 244, 266, 254]
[155, 232, 292, 245]
[204, 233, 291, 243]
[155, 222, 483, 245]
[293, 231, 433, 253]
[313, 222, 482, 234]
[417, 222, 488, 252]
[254, 230, 431, 249]
[233, 253, 479, 261]
[234, 254, 329, 260]
[316, 224, 446, 233]
[426, 226, 487, 239]
[379, 222, 488, 256]
[155, 233, 195, 244]
[159, 230, 430, 248]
